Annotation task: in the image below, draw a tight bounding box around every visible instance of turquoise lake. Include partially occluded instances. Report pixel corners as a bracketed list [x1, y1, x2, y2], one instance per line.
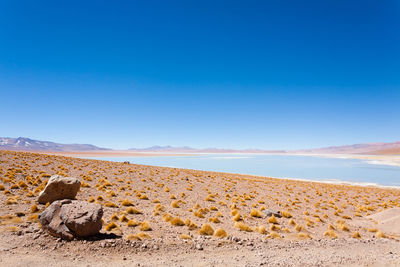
[86, 154, 400, 187]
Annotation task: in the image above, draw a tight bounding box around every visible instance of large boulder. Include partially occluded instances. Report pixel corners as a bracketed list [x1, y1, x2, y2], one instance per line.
[38, 175, 81, 204]
[39, 199, 103, 240]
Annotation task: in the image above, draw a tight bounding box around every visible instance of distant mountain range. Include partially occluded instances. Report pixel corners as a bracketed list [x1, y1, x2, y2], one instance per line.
[128, 145, 283, 154]
[0, 137, 109, 152]
[296, 141, 400, 155]
[1, 137, 399, 155]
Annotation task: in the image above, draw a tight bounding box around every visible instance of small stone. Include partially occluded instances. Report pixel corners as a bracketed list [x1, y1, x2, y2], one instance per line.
[195, 243, 203, 250]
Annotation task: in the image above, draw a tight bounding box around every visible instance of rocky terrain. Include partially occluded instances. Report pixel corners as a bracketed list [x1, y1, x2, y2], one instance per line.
[1, 150, 400, 266]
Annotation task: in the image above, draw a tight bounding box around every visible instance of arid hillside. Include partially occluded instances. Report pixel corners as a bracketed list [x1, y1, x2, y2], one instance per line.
[1, 150, 400, 266]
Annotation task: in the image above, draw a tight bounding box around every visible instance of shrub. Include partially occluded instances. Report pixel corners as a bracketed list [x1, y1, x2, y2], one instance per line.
[105, 222, 118, 231]
[30, 204, 39, 213]
[295, 224, 303, 232]
[180, 234, 192, 240]
[127, 219, 139, 227]
[170, 217, 185, 226]
[140, 221, 152, 231]
[270, 224, 281, 231]
[376, 231, 386, 238]
[352, 231, 361, 238]
[110, 213, 119, 221]
[171, 200, 180, 208]
[298, 233, 311, 239]
[232, 213, 242, 222]
[119, 215, 129, 222]
[269, 231, 281, 239]
[199, 223, 214, 235]
[234, 222, 253, 232]
[281, 211, 293, 218]
[121, 199, 134, 206]
[257, 225, 267, 234]
[250, 209, 263, 218]
[214, 228, 228, 238]
[163, 213, 173, 222]
[323, 230, 338, 239]
[208, 217, 221, 223]
[136, 232, 151, 240]
[268, 215, 278, 224]
[126, 207, 142, 214]
[105, 201, 118, 208]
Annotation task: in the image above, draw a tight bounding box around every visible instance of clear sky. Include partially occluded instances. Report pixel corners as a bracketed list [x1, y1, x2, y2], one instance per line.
[0, 0, 399, 150]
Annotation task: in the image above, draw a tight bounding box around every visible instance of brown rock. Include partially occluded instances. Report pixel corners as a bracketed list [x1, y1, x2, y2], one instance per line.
[61, 201, 103, 237]
[39, 200, 103, 240]
[38, 175, 81, 204]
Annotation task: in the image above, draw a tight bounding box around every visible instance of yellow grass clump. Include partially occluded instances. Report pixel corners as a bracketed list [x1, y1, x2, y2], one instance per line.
[295, 224, 303, 232]
[180, 234, 192, 240]
[163, 213, 173, 222]
[214, 228, 228, 238]
[281, 210, 293, 218]
[105, 222, 118, 231]
[298, 233, 312, 239]
[170, 217, 185, 226]
[376, 231, 387, 238]
[30, 204, 39, 213]
[209, 217, 221, 223]
[199, 223, 214, 235]
[126, 207, 142, 214]
[250, 209, 263, 218]
[256, 225, 267, 234]
[268, 214, 278, 224]
[110, 213, 119, 221]
[127, 219, 139, 227]
[270, 224, 281, 231]
[121, 199, 134, 206]
[269, 231, 281, 239]
[140, 221, 152, 231]
[171, 200, 180, 208]
[323, 230, 338, 239]
[352, 231, 361, 238]
[235, 222, 253, 232]
[119, 215, 129, 222]
[105, 201, 118, 208]
[2, 226, 19, 232]
[232, 213, 242, 222]
[137, 232, 151, 240]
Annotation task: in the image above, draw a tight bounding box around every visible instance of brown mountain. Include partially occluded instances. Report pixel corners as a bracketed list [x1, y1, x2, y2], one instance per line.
[296, 141, 400, 155]
[0, 137, 109, 152]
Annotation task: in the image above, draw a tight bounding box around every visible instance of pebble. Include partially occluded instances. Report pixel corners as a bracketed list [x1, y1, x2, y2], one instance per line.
[195, 243, 203, 250]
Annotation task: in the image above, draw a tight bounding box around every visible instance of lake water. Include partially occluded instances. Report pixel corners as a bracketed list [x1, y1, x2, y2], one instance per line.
[86, 154, 400, 187]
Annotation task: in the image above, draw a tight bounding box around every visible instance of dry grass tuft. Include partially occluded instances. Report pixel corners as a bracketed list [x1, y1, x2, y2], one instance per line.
[250, 209, 263, 218]
[199, 223, 214, 235]
[234, 222, 253, 232]
[170, 217, 185, 226]
[140, 221, 152, 231]
[214, 228, 228, 238]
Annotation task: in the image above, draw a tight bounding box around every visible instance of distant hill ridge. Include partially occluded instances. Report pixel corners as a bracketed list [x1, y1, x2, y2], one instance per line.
[1, 137, 399, 155]
[0, 137, 109, 152]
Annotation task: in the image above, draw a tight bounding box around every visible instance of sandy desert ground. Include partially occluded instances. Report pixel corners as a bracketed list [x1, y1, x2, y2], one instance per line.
[1, 150, 400, 266]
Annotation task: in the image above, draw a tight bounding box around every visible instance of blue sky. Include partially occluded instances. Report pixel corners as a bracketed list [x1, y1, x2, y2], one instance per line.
[0, 0, 399, 150]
